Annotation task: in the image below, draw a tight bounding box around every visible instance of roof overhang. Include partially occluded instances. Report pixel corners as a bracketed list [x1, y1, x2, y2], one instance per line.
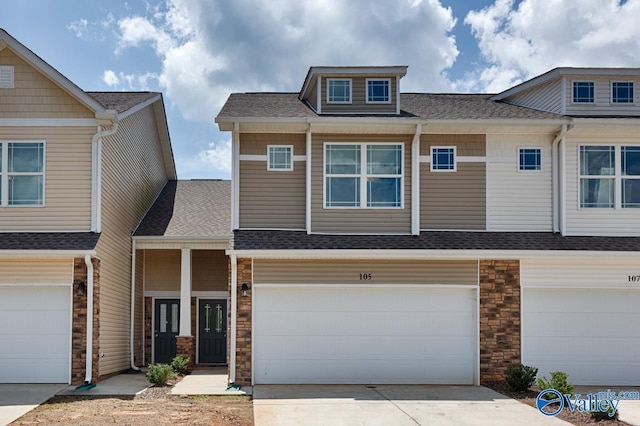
[0, 249, 96, 258]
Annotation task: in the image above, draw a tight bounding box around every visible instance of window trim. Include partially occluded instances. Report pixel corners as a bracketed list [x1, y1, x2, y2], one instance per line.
[267, 145, 293, 171]
[572, 81, 595, 104]
[518, 147, 542, 172]
[326, 78, 352, 104]
[0, 140, 46, 207]
[365, 78, 391, 104]
[611, 81, 635, 104]
[430, 146, 457, 172]
[323, 142, 404, 209]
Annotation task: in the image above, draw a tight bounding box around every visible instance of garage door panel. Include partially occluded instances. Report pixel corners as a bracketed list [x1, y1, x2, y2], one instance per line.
[524, 313, 640, 338]
[254, 286, 476, 384]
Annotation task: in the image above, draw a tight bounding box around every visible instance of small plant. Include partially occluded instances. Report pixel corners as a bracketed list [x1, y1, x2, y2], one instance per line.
[171, 355, 191, 375]
[537, 371, 574, 399]
[505, 364, 538, 392]
[591, 404, 619, 421]
[146, 363, 177, 386]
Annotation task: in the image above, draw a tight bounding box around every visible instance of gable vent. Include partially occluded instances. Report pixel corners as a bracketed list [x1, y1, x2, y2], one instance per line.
[0, 66, 14, 88]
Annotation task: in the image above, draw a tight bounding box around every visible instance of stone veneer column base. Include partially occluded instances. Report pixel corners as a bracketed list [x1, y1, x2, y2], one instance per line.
[71, 257, 100, 385]
[176, 336, 196, 371]
[235, 258, 252, 385]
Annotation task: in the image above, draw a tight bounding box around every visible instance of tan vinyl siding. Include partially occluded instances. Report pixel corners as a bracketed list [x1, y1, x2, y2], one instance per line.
[565, 75, 640, 116]
[134, 250, 144, 366]
[254, 259, 478, 285]
[192, 250, 228, 291]
[144, 250, 180, 291]
[0, 48, 93, 118]
[420, 163, 486, 230]
[311, 134, 412, 234]
[504, 78, 562, 114]
[0, 126, 93, 231]
[0, 258, 72, 284]
[320, 76, 396, 114]
[95, 104, 169, 376]
[420, 134, 486, 156]
[308, 80, 318, 111]
[239, 133, 306, 155]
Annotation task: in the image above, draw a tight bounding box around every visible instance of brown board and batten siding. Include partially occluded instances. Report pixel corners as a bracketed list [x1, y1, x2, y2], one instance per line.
[0, 48, 94, 119]
[420, 134, 486, 230]
[311, 134, 412, 234]
[319, 76, 396, 114]
[239, 133, 306, 229]
[95, 104, 169, 377]
[253, 259, 478, 285]
[0, 126, 94, 231]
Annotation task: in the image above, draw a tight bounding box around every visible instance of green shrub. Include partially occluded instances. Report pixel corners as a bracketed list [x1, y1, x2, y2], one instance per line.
[171, 355, 191, 375]
[146, 363, 177, 386]
[505, 364, 538, 392]
[591, 404, 619, 421]
[537, 371, 574, 399]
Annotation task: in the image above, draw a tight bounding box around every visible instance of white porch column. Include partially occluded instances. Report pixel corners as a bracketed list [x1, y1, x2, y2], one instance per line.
[179, 248, 192, 336]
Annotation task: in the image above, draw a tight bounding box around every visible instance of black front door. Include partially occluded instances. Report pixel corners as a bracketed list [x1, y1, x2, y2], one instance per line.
[154, 299, 179, 363]
[198, 299, 227, 364]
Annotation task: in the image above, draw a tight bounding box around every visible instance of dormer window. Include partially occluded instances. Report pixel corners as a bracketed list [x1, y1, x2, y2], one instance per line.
[573, 81, 594, 103]
[366, 79, 390, 103]
[612, 82, 634, 104]
[327, 79, 351, 103]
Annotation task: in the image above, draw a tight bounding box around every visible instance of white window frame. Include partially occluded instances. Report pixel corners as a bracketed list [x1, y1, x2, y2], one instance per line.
[323, 142, 404, 209]
[518, 147, 542, 172]
[0, 140, 46, 207]
[0, 66, 14, 89]
[267, 145, 293, 171]
[430, 146, 457, 172]
[572, 81, 595, 104]
[611, 81, 635, 104]
[622, 146, 640, 208]
[366, 78, 391, 104]
[326, 78, 352, 104]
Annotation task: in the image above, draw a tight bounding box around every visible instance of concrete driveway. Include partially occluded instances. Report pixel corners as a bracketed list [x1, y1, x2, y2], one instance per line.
[253, 385, 571, 426]
[0, 384, 66, 426]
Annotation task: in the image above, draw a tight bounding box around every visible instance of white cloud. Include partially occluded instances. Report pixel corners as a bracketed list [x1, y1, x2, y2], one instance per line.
[196, 139, 232, 175]
[102, 70, 120, 86]
[67, 14, 115, 41]
[461, 0, 640, 92]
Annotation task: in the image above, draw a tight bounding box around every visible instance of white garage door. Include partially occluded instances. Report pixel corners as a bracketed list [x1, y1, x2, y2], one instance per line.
[254, 286, 476, 385]
[523, 288, 640, 386]
[0, 286, 71, 383]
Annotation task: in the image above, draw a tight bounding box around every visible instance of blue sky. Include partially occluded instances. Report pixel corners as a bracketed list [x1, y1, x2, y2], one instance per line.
[1, 0, 638, 179]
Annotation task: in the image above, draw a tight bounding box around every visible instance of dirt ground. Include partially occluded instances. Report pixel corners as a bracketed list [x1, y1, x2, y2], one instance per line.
[10, 386, 254, 426]
[485, 381, 631, 426]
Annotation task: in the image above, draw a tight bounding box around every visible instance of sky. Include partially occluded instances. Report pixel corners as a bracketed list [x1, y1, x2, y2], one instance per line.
[1, 0, 638, 179]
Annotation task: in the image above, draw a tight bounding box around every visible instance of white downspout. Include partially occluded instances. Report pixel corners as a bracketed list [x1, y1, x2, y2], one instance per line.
[551, 125, 567, 233]
[229, 254, 237, 384]
[129, 239, 140, 371]
[411, 123, 422, 236]
[91, 113, 119, 233]
[84, 254, 94, 384]
[306, 125, 312, 234]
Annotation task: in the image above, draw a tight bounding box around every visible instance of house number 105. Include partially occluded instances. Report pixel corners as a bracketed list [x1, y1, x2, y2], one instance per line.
[359, 273, 372, 280]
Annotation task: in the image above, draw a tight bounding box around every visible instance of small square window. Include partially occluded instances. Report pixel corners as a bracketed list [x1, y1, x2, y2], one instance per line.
[327, 79, 351, 103]
[573, 82, 594, 103]
[267, 145, 293, 171]
[519, 148, 541, 171]
[612, 82, 634, 103]
[431, 147, 456, 172]
[366, 79, 390, 103]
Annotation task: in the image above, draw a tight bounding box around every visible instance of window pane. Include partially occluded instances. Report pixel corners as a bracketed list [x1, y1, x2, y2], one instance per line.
[573, 82, 594, 103]
[580, 146, 614, 175]
[580, 178, 613, 208]
[622, 146, 640, 176]
[326, 145, 360, 174]
[367, 145, 401, 174]
[623, 179, 640, 208]
[8, 143, 43, 173]
[367, 177, 401, 207]
[9, 175, 43, 205]
[328, 80, 350, 102]
[613, 82, 634, 103]
[432, 147, 455, 170]
[367, 80, 389, 102]
[519, 148, 541, 171]
[326, 177, 360, 207]
[269, 146, 291, 170]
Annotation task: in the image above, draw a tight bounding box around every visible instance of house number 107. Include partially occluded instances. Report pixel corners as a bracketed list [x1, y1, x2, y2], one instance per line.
[359, 273, 372, 280]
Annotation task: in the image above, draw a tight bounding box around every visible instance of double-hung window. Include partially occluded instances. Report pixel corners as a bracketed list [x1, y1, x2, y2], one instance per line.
[325, 143, 402, 208]
[327, 79, 351, 103]
[0, 141, 45, 206]
[579, 146, 614, 208]
[366, 79, 390, 103]
[622, 146, 640, 207]
[573, 81, 594, 103]
[267, 145, 293, 171]
[612, 82, 634, 104]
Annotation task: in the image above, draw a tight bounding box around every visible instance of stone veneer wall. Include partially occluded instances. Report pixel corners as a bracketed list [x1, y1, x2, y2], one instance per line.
[479, 259, 520, 383]
[72, 257, 100, 384]
[234, 258, 252, 385]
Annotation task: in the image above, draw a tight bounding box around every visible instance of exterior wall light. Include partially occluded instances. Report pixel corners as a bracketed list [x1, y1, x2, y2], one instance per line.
[241, 283, 249, 297]
[76, 281, 86, 297]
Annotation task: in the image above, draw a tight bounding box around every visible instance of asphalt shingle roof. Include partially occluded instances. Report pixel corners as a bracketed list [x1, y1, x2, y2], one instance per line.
[87, 92, 160, 114]
[216, 92, 564, 121]
[134, 180, 231, 238]
[233, 230, 640, 252]
[0, 232, 100, 250]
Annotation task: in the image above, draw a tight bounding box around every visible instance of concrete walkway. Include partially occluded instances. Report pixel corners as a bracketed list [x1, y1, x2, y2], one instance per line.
[0, 384, 66, 426]
[253, 385, 572, 426]
[171, 367, 252, 395]
[58, 372, 149, 396]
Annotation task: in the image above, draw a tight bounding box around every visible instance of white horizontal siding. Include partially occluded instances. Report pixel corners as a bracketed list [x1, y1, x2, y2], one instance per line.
[521, 258, 640, 289]
[505, 78, 562, 114]
[487, 134, 553, 231]
[565, 75, 640, 116]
